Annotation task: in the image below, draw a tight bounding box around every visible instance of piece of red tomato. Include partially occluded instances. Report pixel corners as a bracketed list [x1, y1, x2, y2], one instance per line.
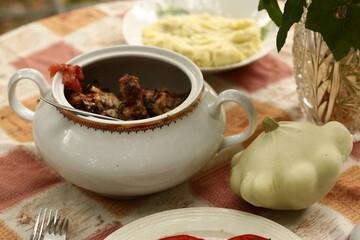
[49, 63, 84, 93]
[158, 235, 204, 240]
[158, 234, 269, 240]
[228, 234, 270, 240]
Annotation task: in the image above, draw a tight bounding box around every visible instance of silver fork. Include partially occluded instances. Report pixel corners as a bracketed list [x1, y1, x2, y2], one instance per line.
[43, 210, 69, 240]
[30, 208, 48, 240]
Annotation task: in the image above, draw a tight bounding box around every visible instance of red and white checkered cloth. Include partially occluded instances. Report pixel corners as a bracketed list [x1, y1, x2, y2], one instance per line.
[0, 1, 359, 239]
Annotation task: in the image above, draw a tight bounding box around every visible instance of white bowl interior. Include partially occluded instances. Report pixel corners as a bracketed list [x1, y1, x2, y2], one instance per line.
[78, 55, 191, 95]
[52, 46, 203, 124]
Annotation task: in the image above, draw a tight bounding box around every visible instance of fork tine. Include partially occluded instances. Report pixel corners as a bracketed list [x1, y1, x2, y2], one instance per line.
[45, 209, 54, 234]
[45, 211, 54, 235]
[63, 219, 69, 237]
[30, 208, 47, 240]
[29, 208, 42, 240]
[43, 210, 69, 240]
[53, 210, 59, 234]
[37, 208, 47, 240]
[46, 209, 53, 228]
[58, 218, 65, 235]
[46, 217, 55, 234]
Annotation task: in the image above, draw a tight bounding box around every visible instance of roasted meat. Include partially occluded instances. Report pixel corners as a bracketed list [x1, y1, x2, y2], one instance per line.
[143, 88, 185, 117]
[67, 85, 121, 118]
[51, 63, 187, 121]
[117, 75, 149, 120]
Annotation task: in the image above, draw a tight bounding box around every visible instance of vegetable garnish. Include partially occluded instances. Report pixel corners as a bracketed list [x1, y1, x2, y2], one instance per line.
[49, 63, 84, 93]
[230, 117, 353, 210]
[159, 235, 203, 240]
[159, 234, 270, 240]
[228, 234, 270, 240]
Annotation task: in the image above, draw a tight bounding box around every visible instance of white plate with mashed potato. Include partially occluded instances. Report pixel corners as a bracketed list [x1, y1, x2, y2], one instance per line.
[122, 0, 277, 73]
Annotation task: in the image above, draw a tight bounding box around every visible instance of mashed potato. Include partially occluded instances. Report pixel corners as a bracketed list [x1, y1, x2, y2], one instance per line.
[142, 13, 261, 68]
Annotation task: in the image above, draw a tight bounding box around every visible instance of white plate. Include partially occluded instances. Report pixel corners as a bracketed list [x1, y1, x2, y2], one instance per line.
[104, 207, 301, 240]
[122, 0, 278, 73]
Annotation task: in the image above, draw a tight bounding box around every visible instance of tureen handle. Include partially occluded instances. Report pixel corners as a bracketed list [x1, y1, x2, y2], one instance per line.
[8, 68, 51, 122]
[209, 89, 257, 150]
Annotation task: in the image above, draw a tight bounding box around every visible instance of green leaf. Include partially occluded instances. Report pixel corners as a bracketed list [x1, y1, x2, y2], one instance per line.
[306, 0, 360, 61]
[344, 4, 360, 51]
[258, 0, 283, 26]
[276, 0, 306, 52]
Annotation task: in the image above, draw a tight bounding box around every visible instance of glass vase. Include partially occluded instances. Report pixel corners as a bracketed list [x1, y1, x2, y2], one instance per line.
[293, 16, 360, 141]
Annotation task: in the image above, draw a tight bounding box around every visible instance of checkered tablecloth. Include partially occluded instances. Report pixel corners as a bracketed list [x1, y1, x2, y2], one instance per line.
[0, 1, 359, 239]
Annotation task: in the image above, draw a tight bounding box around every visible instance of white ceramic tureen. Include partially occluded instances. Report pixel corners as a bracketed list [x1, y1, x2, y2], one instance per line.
[8, 45, 257, 198]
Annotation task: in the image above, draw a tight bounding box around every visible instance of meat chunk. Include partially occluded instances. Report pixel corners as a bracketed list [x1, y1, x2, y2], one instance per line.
[118, 74, 142, 103]
[118, 74, 149, 120]
[143, 88, 186, 117]
[67, 85, 121, 118]
[90, 85, 121, 109]
[67, 92, 104, 114]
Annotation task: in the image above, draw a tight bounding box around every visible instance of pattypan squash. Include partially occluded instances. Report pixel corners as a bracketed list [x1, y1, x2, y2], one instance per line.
[230, 118, 353, 210]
